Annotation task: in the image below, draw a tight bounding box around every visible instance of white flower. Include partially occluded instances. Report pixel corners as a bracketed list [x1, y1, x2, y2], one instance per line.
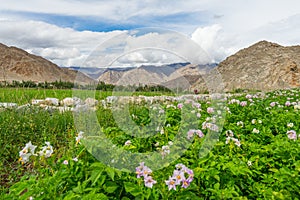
[294, 105, 300, 110]
[39, 142, 54, 158]
[63, 160, 68, 165]
[225, 136, 231, 144]
[237, 121, 244, 127]
[247, 161, 252, 166]
[232, 138, 241, 147]
[75, 131, 84, 144]
[124, 140, 132, 146]
[225, 130, 234, 137]
[161, 145, 170, 158]
[252, 128, 260, 134]
[19, 141, 37, 164]
[72, 157, 78, 162]
[287, 123, 294, 128]
[19, 153, 31, 164]
[251, 119, 256, 124]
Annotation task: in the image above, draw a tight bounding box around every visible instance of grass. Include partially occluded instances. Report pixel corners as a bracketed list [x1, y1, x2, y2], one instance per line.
[2, 87, 300, 199]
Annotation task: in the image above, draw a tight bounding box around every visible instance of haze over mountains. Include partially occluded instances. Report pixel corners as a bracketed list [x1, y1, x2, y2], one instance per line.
[0, 40, 300, 91]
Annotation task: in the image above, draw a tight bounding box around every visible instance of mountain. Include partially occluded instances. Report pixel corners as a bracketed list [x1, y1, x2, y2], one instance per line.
[97, 62, 191, 85]
[0, 43, 94, 84]
[192, 41, 300, 92]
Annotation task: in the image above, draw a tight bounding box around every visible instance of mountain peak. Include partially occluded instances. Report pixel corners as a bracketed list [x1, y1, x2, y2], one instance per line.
[192, 41, 300, 92]
[0, 43, 94, 84]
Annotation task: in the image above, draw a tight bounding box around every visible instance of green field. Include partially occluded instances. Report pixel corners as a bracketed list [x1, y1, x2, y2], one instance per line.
[1, 88, 300, 199]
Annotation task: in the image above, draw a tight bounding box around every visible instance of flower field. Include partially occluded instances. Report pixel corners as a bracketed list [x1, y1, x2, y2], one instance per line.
[1, 88, 300, 199]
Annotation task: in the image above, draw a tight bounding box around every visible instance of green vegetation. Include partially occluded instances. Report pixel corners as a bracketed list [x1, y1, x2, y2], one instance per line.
[1, 88, 300, 199]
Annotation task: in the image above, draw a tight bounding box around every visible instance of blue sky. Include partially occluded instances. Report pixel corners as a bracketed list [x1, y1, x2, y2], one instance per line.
[0, 0, 300, 67]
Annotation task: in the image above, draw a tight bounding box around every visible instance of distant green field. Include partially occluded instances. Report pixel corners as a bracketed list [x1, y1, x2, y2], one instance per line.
[0, 88, 175, 105]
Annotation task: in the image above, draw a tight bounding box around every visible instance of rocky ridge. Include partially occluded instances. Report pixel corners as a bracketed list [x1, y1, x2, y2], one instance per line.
[0, 43, 94, 84]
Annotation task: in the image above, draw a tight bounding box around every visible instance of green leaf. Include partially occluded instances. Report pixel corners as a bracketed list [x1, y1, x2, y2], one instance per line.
[106, 167, 115, 181]
[82, 192, 108, 200]
[124, 182, 142, 197]
[104, 181, 119, 193]
[90, 168, 104, 186]
[213, 175, 220, 182]
[214, 183, 220, 190]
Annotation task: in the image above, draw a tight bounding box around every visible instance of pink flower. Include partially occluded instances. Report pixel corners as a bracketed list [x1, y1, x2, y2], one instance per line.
[136, 162, 153, 179]
[195, 130, 204, 138]
[175, 163, 187, 171]
[240, 101, 247, 106]
[207, 107, 214, 114]
[187, 129, 204, 139]
[165, 177, 177, 190]
[270, 102, 276, 107]
[177, 103, 183, 109]
[144, 176, 157, 188]
[287, 130, 297, 140]
[187, 129, 195, 140]
[173, 170, 185, 185]
[285, 101, 291, 106]
[193, 102, 201, 108]
[166, 164, 194, 190]
[181, 178, 191, 188]
[185, 169, 194, 182]
[135, 162, 145, 178]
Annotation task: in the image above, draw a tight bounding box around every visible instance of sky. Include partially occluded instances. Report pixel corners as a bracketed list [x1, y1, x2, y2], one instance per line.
[0, 0, 300, 67]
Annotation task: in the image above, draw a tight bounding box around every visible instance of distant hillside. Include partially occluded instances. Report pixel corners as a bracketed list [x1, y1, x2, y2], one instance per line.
[0, 43, 94, 84]
[192, 41, 300, 92]
[97, 62, 193, 86]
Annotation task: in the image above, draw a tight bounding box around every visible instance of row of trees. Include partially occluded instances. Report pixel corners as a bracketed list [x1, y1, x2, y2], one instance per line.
[0, 80, 177, 92]
[0, 80, 76, 89]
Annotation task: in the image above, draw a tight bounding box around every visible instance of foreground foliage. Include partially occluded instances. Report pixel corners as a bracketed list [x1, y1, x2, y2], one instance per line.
[1, 88, 300, 199]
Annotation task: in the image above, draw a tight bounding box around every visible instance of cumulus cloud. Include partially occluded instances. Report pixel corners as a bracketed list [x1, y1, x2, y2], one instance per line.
[0, 18, 123, 67]
[84, 29, 211, 68]
[0, 0, 300, 67]
[191, 24, 226, 62]
[191, 13, 300, 63]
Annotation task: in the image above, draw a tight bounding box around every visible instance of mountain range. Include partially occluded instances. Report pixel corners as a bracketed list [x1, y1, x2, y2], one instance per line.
[1, 41, 300, 91]
[0, 43, 94, 84]
[192, 40, 300, 92]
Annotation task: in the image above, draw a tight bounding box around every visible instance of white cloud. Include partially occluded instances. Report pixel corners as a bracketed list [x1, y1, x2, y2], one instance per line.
[191, 24, 226, 62]
[191, 13, 300, 63]
[0, 0, 300, 67]
[83, 29, 211, 68]
[0, 0, 211, 21]
[0, 18, 123, 67]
